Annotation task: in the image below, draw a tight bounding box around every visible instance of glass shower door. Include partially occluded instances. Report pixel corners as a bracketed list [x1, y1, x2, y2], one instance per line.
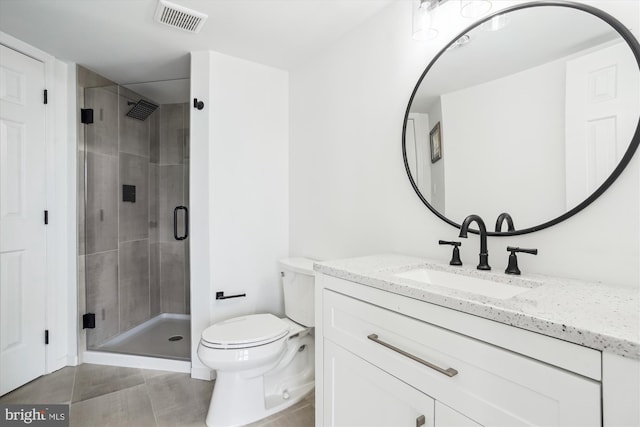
[81, 78, 190, 359]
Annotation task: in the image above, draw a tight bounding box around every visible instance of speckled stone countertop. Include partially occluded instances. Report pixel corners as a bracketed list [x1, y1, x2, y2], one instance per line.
[314, 254, 640, 359]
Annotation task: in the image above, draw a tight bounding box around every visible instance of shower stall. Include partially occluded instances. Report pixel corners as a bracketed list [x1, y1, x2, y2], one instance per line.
[77, 66, 190, 362]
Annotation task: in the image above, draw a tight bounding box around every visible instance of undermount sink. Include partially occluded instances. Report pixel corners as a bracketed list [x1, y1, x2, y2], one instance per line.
[394, 268, 531, 300]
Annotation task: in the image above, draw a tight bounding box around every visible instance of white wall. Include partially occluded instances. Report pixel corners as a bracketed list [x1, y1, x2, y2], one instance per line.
[289, 0, 640, 288]
[441, 56, 566, 228]
[190, 51, 289, 379]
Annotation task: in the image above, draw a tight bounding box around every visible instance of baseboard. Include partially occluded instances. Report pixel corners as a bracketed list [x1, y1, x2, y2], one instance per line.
[82, 351, 190, 373]
[66, 355, 79, 366]
[191, 365, 215, 381]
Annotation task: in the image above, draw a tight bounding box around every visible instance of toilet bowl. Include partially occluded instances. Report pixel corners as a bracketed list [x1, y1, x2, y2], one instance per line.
[198, 258, 316, 427]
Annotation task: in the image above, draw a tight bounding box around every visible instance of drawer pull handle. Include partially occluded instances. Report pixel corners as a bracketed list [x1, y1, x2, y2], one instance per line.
[416, 414, 426, 427]
[367, 333, 458, 378]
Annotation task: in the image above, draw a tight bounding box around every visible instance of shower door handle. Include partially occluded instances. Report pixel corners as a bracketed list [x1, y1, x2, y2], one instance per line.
[174, 206, 189, 240]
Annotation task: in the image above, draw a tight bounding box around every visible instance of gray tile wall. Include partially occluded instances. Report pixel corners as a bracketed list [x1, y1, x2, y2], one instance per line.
[157, 103, 190, 315]
[77, 66, 118, 358]
[160, 242, 186, 313]
[119, 240, 150, 331]
[158, 165, 183, 243]
[85, 250, 119, 348]
[150, 243, 160, 317]
[119, 92, 150, 158]
[79, 65, 190, 349]
[119, 152, 149, 242]
[85, 87, 118, 157]
[85, 152, 118, 254]
[159, 103, 184, 164]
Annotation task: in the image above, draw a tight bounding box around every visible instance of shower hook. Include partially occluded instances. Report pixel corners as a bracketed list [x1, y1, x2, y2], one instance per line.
[193, 98, 205, 110]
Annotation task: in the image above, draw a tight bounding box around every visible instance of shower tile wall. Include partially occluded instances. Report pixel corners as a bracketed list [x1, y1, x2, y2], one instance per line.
[78, 66, 190, 350]
[156, 103, 190, 315]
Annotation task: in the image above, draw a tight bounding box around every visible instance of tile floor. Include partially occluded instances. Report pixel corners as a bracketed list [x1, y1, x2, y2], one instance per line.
[0, 364, 314, 427]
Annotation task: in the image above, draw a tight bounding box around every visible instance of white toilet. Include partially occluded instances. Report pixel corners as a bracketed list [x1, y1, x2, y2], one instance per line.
[197, 258, 316, 427]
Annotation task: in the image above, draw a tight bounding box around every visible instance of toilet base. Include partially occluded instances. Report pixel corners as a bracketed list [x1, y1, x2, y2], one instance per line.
[205, 334, 314, 427]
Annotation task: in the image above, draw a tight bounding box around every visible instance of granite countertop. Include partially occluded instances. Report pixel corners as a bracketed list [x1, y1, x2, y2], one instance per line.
[314, 254, 640, 359]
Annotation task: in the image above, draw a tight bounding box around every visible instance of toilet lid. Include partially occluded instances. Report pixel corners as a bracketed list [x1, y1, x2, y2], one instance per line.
[201, 313, 289, 348]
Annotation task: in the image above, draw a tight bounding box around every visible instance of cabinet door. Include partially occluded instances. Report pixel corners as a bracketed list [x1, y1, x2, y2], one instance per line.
[324, 288, 601, 426]
[435, 402, 482, 427]
[324, 339, 435, 427]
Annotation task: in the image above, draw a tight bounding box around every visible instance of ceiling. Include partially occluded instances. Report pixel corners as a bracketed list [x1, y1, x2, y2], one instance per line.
[0, 0, 393, 85]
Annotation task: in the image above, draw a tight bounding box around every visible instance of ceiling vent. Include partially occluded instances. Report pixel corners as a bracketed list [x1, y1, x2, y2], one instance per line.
[154, 0, 208, 33]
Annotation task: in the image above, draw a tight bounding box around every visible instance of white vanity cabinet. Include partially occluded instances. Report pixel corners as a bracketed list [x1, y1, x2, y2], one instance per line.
[324, 340, 436, 427]
[316, 274, 603, 427]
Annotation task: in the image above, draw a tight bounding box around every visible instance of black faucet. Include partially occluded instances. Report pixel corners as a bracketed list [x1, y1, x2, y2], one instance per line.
[459, 214, 491, 270]
[495, 212, 515, 232]
[439, 240, 462, 266]
[505, 247, 538, 275]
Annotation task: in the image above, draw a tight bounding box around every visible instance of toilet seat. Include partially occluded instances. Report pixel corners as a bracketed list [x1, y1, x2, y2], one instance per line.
[201, 313, 289, 349]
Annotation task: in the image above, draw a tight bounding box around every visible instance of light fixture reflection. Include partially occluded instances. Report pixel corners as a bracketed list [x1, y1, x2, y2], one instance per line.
[481, 13, 510, 31]
[413, 0, 493, 42]
[412, 0, 438, 41]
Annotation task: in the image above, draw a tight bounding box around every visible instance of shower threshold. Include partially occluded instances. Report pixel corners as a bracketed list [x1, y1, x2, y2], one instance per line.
[95, 313, 190, 361]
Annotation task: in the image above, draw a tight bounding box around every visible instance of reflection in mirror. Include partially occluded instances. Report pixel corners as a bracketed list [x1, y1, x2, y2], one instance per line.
[404, 4, 640, 234]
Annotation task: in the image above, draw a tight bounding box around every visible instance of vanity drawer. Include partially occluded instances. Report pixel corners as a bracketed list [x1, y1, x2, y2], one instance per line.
[323, 289, 601, 427]
[324, 340, 436, 427]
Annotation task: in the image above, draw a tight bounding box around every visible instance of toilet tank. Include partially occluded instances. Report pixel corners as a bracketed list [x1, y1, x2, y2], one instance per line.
[279, 258, 316, 327]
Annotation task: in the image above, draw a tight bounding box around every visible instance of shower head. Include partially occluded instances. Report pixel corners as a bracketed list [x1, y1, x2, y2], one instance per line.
[126, 99, 158, 121]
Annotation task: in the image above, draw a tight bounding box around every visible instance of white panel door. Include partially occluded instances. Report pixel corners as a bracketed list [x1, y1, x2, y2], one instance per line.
[406, 118, 419, 185]
[324, 339, 435, 427]
[565, 41, 640, 208]
[0, 44, 47, 395]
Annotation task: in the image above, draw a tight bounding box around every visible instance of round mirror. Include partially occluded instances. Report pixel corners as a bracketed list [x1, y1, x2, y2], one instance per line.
[403, 2, 640, 235]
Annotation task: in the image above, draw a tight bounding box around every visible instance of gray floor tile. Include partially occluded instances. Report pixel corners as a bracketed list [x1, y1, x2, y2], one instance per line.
[72, 364, 144, 403]
[70, 384, 156, 427]
[265, 403, 314, 427]
[245, 398, 314, 427]
[141, 369, 176, 381]
[2, 363, 314, 427]
[145, 372, 213, 427]
[0, 366, 76, 404]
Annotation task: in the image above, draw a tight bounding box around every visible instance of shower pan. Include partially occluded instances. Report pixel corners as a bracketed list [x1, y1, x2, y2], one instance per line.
[80, 72, 191, 364]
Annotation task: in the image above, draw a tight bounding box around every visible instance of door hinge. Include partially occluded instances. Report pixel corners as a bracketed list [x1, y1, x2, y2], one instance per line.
[43, 89, 48, 105]
[81, 108, 94, 124]
[82, 313, 96, 329]
[45, 330, 49, 345]
[44, 210, 49, 225]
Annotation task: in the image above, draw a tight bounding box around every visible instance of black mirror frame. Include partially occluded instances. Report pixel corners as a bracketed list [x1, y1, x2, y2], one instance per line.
[402, 0, 640, 236]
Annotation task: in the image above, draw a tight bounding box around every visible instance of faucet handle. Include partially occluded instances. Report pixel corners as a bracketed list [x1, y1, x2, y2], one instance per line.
[505, 246, 538, 275]
[439, 240, 462, 266]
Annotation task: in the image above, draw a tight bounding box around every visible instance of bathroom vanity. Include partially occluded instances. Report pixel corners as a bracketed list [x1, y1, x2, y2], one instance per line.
[314, 1, 640, 425]
[313, 255, 640, 427]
